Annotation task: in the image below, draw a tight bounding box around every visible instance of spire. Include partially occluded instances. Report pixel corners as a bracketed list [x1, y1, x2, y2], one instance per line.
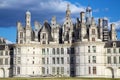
[66, 4, 71, 18]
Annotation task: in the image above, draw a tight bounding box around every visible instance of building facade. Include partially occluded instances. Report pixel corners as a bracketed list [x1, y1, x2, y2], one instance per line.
[0, 5, 120, 78]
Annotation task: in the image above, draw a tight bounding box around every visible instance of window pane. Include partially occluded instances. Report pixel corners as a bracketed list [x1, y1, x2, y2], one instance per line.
[52, 48, 55, 55]
[107, 56, 111, 64]
[57, 48, 59, 54]
[114, 57, 116, 63]
[61, 57, 64, 64]
[42, 48, 45, 55]
[61, 48, 64, 54]
[107, 49, 111, 53]
[93, 67, 96, 74]
[89, 67, 91, 74]
[88, 46, 90, 53]
[52, 57, 55, 64]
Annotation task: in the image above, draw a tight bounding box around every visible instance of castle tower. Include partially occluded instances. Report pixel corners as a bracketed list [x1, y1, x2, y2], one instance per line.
[111, 23, 117, 41]
[25, 10, 32, 43]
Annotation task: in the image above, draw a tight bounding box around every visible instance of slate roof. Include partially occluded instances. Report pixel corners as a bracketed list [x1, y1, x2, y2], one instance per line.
[104, 41, 120, 48]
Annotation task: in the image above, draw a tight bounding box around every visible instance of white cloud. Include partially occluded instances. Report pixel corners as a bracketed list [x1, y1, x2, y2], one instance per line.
[5, 39, 13, 44]
[0, 0, 85, 14]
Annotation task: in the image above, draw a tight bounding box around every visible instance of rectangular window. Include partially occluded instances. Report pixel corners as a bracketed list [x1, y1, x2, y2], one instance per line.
[42, 67, 45, 74]
[61, 67, 64, 74]
[107, 56, 111, 64]
[92, 46, 96, 53]
[52, 67, 55, 74]
[119, 57, 120, 64]
[57, 48, 59, 54]
[42, 33, 46, 39]
[92, 29, 95, 35]
[93, 67, 96, 74]
[47, 48, 49, 54]
[88, 56, 90, 63]
[42, 48, 45, 55]
[107, 49, 111, 53]
[88, 46, 90, 53]
[57, 57, 59, 64]
[89, 67, 91, 74]
[57, 67, 59, 74]
[70, 57, 74, 64]
[0, 51, 3, 56]
[17, 67, 20, 74]
[67, 48, 70, 54]
[61, 57, 64, 64]
[67, 57, 70, 64]
[113, 49, 116, 53]
[0, 58, 3, 65]
[92, 37, 95, 41]
[42, 58, 45, 64]
[52, 48, 55, 55]
[114, 57, 117, 64]
[61, 48, 64, 54]
[18, 48, 21, 53]
[52, 57, 55, 64]
[17, 57, 21, 64]
[71, 48, 74, 54]
[5, 51, 8, 55]
[92, 56, 96, 63]
[20, 32, 23, 38]
[5, 58, 8, 65]
[47, 58, 49, 64]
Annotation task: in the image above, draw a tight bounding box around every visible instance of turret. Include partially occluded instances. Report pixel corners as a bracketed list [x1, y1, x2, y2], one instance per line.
[26, 10, 31, 27]
[86, 6, 92, 25]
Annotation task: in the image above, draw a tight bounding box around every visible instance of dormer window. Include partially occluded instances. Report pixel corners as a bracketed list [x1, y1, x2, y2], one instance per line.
[92, 29, 95, 35]
[42, 33, 46, 39]
[20, 32, 23, 38]
[113, 42, 116, 47]
[92, 37, 95, 41]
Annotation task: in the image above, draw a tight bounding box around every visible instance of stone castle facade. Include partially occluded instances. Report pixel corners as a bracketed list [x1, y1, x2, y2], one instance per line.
[0, 4, 120, 78]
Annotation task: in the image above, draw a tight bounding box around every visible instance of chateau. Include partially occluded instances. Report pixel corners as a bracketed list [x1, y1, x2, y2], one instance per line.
[0, 4, 120, 78]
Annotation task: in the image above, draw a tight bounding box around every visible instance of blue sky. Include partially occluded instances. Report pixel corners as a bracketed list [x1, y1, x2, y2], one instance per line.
[0, 0, 120, 43]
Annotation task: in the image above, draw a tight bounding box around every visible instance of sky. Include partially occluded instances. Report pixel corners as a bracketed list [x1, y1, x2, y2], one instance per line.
[0, 0, 120, 43]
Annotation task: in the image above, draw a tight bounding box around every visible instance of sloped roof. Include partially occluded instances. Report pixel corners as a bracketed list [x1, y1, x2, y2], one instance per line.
[104, 41, 120, 48]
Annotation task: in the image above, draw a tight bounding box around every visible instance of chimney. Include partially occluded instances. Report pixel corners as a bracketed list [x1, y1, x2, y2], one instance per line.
[80, 12, 85, 23]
